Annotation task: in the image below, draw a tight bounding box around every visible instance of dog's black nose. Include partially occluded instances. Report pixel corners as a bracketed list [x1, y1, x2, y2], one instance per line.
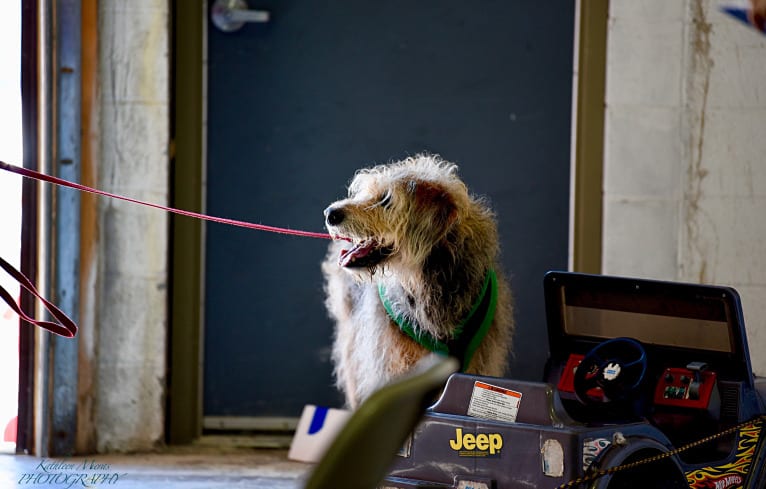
[324, 206, 345, 226]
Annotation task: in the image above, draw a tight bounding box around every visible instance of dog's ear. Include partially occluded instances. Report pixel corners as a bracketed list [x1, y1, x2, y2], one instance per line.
[409, 180, 458, 231]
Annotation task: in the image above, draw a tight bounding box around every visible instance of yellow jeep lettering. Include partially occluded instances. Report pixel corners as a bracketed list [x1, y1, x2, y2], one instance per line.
[475, 434, 489, 450]
[463, 433, 475, 450]
[449, 428, 464, 450]
[489, 433, 503, 453]
[449, 428, 503, 455]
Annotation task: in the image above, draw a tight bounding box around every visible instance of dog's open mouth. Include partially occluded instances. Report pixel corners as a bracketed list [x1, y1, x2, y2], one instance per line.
[338, 240, 394, 268]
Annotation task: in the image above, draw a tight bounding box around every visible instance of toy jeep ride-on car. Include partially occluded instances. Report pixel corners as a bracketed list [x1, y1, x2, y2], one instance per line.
[380, 271, 766, 489]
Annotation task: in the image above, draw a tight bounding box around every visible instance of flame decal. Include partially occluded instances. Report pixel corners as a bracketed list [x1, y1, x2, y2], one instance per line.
[583, 438, 611, 472]
[686, 423, 762, 488]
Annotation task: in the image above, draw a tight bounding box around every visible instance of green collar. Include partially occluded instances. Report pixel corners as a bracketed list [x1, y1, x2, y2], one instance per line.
[378, 269, 498, 371]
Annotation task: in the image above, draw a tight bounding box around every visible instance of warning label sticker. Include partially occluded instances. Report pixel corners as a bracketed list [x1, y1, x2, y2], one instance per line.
[467, 381, 522, 423]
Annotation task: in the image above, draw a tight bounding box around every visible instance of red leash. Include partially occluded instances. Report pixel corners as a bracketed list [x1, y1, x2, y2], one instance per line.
[0, 160, 337, 337]
[0, 161, 333, 239]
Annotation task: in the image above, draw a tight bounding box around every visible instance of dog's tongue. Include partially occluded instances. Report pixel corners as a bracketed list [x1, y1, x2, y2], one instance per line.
[339, 241, 376, 267]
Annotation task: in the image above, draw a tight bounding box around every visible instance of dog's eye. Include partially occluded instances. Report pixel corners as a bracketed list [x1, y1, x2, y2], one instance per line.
[378, 192, 393, 209]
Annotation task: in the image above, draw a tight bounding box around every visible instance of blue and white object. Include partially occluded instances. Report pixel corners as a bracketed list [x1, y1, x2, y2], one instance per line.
[288, 405, 351, 463]
[721, 2, 766, 34]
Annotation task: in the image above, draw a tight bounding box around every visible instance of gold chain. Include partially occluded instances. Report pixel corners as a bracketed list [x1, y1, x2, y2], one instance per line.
[555, 415, 766, 489]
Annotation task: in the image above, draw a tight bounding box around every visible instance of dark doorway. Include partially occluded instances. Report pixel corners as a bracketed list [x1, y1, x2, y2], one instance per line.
[204, 1, 574, 422]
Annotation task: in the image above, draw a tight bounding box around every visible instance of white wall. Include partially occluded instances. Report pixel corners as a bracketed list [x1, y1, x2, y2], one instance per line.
[603, 0, 766, 375]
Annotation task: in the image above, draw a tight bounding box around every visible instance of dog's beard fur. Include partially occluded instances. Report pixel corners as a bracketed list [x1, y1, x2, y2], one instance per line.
[322, 154, 514, 408]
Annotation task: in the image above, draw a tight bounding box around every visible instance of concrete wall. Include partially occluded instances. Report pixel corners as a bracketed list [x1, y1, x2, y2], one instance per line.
[80, 0, 169, 452]
[603, 0, 766, 375]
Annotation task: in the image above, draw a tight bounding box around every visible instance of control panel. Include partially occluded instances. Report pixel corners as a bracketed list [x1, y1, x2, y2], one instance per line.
[653, 363, 718, 410]
[557, 353, 605, 400]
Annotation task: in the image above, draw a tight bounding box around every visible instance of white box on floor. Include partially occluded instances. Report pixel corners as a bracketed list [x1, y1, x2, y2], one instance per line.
[288, 404, 351, 463]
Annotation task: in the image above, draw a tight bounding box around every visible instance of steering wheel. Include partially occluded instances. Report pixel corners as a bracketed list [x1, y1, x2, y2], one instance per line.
[573, 337, 648, 406]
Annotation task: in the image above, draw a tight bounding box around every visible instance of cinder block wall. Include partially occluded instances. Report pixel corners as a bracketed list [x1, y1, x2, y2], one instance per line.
[602, 0, 766, 375]
[82, 0, 169, 452]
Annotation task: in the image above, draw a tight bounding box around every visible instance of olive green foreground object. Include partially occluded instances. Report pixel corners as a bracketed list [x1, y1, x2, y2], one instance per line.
[304, 355, 459, 489]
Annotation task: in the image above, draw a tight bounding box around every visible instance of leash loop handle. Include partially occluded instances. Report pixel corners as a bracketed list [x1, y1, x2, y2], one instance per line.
[0, 256, 77, 338]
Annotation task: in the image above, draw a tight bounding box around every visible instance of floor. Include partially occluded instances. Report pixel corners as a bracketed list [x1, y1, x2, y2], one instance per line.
[1, 445, 312, 488]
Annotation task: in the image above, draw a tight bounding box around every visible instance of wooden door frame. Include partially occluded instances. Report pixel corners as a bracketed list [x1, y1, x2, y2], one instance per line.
[168, 0, 205, 444]
[570, 0, 608, 274]
[18, 0, 41, 455]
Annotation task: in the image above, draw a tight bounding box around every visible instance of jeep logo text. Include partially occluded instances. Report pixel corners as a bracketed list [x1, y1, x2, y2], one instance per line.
[449, 428, 503, 455]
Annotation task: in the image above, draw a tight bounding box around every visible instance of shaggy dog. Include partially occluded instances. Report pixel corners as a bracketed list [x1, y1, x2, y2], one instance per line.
[322, 154, 514, 408]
